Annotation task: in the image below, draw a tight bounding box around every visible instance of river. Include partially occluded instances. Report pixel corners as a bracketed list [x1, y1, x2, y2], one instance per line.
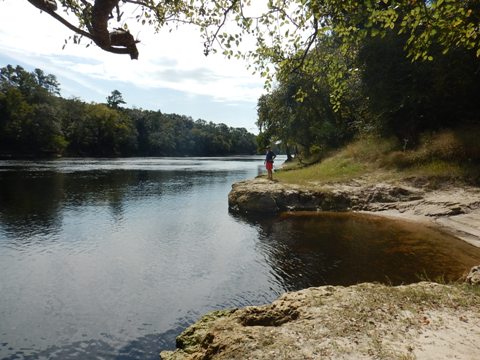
[1, 157, 479, 359]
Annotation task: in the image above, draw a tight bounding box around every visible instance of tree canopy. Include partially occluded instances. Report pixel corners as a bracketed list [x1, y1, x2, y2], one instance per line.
[256, 25, 480, 158]
[14, 1, 480, 159]
[0, 65, 257, 158]
[25, 1, 479, 68]
[23, 1, 479, 119]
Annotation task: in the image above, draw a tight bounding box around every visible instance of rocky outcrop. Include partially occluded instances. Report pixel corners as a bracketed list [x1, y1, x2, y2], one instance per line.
[228, 178, 424, 213]
[160, 282, 480, 360]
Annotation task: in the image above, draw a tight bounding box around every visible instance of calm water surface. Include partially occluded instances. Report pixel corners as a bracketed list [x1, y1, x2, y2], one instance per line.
[1, 157, 479, 359]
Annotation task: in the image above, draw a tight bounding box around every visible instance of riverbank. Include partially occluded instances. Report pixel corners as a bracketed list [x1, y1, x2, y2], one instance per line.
[160, 176, 480, 359]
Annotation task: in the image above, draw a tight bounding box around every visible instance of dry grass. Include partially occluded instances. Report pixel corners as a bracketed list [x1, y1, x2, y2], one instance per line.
[276, 126, 480, 185]
[278, 156, 367, 184]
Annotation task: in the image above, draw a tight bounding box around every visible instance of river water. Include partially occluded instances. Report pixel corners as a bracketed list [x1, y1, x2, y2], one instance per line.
[1, 157, 479, 359]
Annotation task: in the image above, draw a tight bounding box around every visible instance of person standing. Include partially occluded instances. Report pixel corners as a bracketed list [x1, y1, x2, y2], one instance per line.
[264, 146, 276, 181]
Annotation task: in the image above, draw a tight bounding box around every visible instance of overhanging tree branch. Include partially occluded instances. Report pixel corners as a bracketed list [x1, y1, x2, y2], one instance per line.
[28, 0, 93, 39]
[28, 0, 139, 59]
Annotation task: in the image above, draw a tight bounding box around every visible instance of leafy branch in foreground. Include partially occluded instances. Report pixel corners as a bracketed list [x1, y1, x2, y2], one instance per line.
[20, 1, 479, 114]
[23, 1, 479, 62]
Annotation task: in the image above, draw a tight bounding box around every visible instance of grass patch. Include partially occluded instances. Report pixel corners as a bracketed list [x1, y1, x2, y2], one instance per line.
[276, 136, 399, 184]
[278, 156, 367, 184]
[405, 160, 466, 178]
[276, 126, 480, 185]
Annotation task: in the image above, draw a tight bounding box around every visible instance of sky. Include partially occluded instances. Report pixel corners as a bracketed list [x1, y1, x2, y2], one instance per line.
[0, 1, 268, 133]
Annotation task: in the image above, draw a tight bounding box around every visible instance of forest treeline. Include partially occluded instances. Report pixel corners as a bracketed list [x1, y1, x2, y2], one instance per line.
[257, 6, 480, 160]
[0, 65, 257, 158]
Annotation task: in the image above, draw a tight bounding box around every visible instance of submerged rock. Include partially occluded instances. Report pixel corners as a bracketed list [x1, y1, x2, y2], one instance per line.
[160, 282, 480, 360]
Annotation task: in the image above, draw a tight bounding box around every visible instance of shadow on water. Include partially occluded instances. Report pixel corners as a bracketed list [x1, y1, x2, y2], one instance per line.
[230, 211, 480, 289]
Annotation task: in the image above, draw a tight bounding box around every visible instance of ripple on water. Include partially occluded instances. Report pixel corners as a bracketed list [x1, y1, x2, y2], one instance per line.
[1, 158, 478, 360]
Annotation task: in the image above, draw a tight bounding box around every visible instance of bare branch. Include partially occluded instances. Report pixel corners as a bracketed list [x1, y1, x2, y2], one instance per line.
[28, 0, 93, 40]
[28, 0, 57, 12]
[290, 18, 319, 73]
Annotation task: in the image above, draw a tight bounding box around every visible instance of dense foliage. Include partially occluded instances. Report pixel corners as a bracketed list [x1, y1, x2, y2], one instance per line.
[8, 1, 480, 158]
[0, 65, 257, 158]
[255, 3, 480, 157]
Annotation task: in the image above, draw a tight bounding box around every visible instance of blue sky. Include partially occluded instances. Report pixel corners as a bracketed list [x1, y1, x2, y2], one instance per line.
[0, 1, 266, 133]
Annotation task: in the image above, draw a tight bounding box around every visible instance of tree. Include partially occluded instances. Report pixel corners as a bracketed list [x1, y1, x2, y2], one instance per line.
[29, 102, 68, 155]
[106, 89, 126, 109]
[358, 29, 480, 142]
[1, 63, 257, 157]
[256, 33, 365, 158]
[81, 103, 137, 156]
[33, 68, 61, 96]
[0, 87, 34, 154]
[27, 0, 140, 59]
[22, 1, 478, 123]
[0, 65, 61, 103]
[0, 65, 66, 156]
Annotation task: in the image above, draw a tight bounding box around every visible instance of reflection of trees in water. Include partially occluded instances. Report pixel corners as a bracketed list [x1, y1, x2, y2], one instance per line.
[230, 212, 480, 289]
[0, 171, 65, 237]
[0, 170, 198, 241]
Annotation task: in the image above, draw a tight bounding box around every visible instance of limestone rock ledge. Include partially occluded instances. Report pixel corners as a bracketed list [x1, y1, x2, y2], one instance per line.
[228, 178, 427, 213]
[227, 178, 480, 215]
[160, 282, 480, 360]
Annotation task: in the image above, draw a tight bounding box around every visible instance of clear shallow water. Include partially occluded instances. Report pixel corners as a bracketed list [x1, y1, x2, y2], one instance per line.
[1, 157, 479, 360]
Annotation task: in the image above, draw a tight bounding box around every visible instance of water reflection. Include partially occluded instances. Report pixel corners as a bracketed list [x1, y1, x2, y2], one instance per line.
[0, 170, 211, 244]
[0, 158, 267, 360]
[1, 157, 479, 360]
[232, 211, 480, 288]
